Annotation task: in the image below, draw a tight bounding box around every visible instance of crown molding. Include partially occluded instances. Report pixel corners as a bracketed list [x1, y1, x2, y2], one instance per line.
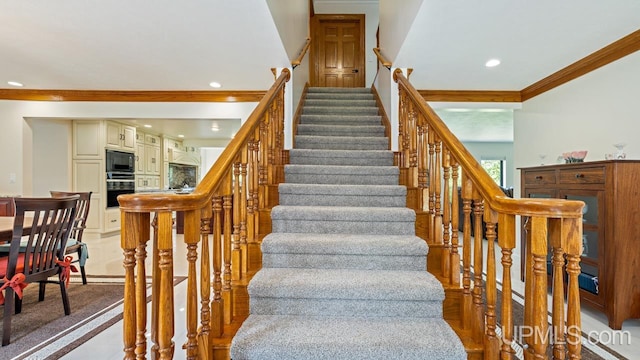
[419, 90, 521, 103]
[521, 29, 640, 101]
[0, 89, 266, 102]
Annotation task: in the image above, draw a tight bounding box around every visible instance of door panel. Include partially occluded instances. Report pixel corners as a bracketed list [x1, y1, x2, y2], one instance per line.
[312, 15, 365, 87]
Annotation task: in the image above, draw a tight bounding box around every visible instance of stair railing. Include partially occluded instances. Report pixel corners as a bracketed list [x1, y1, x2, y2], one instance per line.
[117, 68, 290, 359]
[393, 69, 584, 359]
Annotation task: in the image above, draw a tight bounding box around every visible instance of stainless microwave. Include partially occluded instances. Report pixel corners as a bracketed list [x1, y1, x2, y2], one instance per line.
[106, 149, 135, 173]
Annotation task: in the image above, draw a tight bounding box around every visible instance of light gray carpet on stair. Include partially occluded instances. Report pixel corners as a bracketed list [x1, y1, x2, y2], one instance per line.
[231, 87, 466, 360]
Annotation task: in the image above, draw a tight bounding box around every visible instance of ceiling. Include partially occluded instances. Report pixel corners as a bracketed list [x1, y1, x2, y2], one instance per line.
[1, 1, 638, 143]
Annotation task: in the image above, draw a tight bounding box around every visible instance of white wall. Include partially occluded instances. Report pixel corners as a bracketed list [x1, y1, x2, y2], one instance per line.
[267, 0, 311, 145]
[463, 141, 515, 187]
[378, 0, 423, 61]
[27, 119, 73, 196]
[514, 51, 640, 197]
[199, 147, 226, 182]
[0, 101, 257, 196]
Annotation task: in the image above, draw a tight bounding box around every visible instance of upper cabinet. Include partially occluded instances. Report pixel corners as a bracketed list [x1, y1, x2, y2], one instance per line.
[106, 121, 136, 151]
[165, 137, 200, 166]
[73, 121, 104, 159]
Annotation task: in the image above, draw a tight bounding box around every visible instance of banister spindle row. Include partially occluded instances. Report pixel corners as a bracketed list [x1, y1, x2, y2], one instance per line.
[118, 69, 290, 359]
[393, 68, 583, 360]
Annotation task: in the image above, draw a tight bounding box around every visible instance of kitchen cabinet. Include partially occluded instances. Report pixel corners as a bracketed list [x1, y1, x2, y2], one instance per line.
[104, 208, 121, 233]
[106, 121, 136, 151]
[137, 175, 161, 191]
[135, 131, 162, 191]
[73, 121, 104, 159]
[520, 160, 640, 329]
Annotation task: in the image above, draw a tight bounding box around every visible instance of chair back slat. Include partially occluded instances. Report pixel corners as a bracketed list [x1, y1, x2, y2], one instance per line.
[7, 196, 79, 280]
[50, 191, 92, 241]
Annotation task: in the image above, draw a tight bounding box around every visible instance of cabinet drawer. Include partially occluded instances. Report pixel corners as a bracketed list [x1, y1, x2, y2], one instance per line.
[559, 167, 605, 184]
[524, 170, 556, 185]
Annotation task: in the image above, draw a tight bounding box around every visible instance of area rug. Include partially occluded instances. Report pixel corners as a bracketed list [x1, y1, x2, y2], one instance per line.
[1, 276, 186, 360]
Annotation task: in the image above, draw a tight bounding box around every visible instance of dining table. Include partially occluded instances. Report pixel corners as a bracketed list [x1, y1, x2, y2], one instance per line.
[0, 216, 34, 243]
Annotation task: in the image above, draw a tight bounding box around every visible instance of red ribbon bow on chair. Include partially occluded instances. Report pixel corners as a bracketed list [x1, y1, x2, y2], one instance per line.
[0, 273, 29, 305]
[56, 255, 79, 287]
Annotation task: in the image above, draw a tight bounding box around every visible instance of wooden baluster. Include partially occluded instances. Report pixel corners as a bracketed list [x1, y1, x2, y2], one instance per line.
[183, 209, 200, 359]
[461, 177, 473, 331]
[428, 130, 436, 241]
[472, 193, 485, 343]
[450, 157, 460, 287]
[529, 216, 549, 359]
[246, 141, 256, 246]
[197, 206, 212, 358]
[156, 211, 175, 359]
[211, 196, 224, 337]
[564, 218, 582, 360]
[121, 211, 141, 359]
[484, 210, 499, 359]
[135, 212, 151, 360]
[223, 189, 233, 324]
[259, 116, 269, 208]
[499, 213, 517, 360]
[408, 104, 418, 189]
[441, 147, 451, 281]
[549, 218, 566, 360]
[523, 217, 534, 357]
[252, 137, 260, 241]
[397, 90, 407, 186]
[240, 161, 249, 277]
[418, 125, 428, 212]
[232, 163, 242, 281]
[433, 135, 443, 245]
[150, 215, 160, 358]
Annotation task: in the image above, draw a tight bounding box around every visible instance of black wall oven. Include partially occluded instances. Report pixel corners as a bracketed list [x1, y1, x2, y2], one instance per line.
[106, 150, 135, 208]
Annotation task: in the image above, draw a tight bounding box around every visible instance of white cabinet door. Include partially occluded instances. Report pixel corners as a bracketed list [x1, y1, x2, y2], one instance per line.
[146, 145, 161, 175]
[122, 125, 136, 151]
[105, 122, 122, 149]
[73, 121, 103, 158]
[136, 143, 145, 175]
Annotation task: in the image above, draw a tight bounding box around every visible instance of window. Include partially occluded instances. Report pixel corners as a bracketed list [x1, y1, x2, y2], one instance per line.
[481, 159, 506, 187]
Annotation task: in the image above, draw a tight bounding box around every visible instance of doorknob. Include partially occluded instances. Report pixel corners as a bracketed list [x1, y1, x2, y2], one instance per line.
[352, 69, 359, 73]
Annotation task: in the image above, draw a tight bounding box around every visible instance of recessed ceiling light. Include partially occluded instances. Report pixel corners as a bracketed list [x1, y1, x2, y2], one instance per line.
[144, 124, 152, 128]
[178, 134, 185, 138]
[8, 81, 23, 87]
[209, 81, 222, 88]
[485, 59, 501, 67]
[211, 127, 220, 132]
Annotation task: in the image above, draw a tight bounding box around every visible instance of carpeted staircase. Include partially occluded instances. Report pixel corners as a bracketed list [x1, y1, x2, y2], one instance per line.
[230, 87, 467, 360]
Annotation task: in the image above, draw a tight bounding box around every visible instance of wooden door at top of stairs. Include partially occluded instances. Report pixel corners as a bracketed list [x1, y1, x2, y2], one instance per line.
[312, 14, 365, 88]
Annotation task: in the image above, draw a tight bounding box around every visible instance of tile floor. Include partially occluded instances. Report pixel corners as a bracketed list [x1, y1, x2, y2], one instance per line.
[30, 231, 637, 359]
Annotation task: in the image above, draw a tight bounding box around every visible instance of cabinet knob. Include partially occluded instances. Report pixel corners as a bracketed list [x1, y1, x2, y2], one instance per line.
[575, 173, 584, 178]
[110, 219, 117, 223]
[535, 176, 543, 180]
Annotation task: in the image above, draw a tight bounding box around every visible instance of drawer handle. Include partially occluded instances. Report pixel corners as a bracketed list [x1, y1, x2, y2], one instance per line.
[575, 173, 584, 178]
[535, 176, 543, 180]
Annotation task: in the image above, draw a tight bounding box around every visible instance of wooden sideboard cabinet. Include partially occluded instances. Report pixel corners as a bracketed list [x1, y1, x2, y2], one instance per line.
[520, 160, 640, 329]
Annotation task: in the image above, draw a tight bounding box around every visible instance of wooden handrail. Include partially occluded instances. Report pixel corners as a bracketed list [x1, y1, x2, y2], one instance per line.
[291, 38, 311, 68]
[118, 69, 291, 213]
[118, 68, 291, 359]
[393, 69, 582, 217]
[373, 47, 392, 69]
[393, 69, 584, 359]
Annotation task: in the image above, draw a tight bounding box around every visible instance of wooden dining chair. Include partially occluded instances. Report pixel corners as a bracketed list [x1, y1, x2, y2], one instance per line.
[50, 191, 92, 285]
[0, 195, 79, 346]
